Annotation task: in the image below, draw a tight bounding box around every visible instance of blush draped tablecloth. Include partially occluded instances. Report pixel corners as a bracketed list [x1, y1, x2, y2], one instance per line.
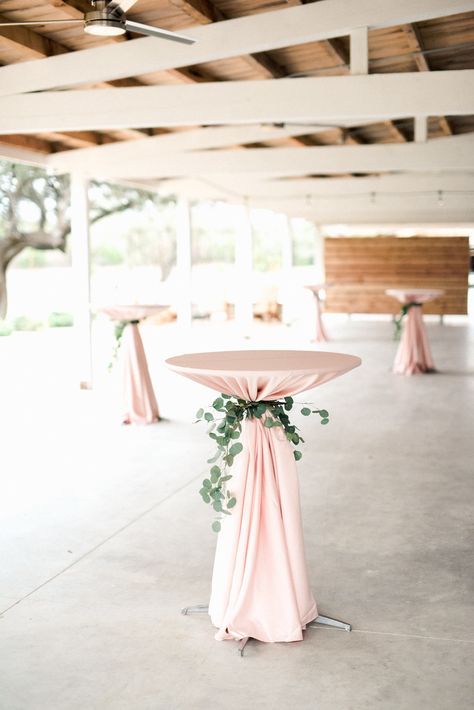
[305, 285, 329, 343]
[166, 350, 361, 643]
[386, 289, 444, 376]
[101, 305, 165, 425]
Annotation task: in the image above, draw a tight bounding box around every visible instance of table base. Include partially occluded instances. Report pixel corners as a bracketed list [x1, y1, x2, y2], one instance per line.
[181, 604, 351, 655]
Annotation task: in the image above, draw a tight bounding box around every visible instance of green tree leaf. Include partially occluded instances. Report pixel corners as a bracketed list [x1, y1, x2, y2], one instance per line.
[321, 418, 329, 425]
[204, 412, 214, 422]
[227, 497, 237, 509]
[319, 409, 329, 418]
[301, 407, 311, 416]
[213, 500, 222, 512]
[229, 442, 243, 456]
[211, 469, 220, 484]
[213, 397, 224, 411]
[202, 479, 212, 488]
[212, 521, 221, 533]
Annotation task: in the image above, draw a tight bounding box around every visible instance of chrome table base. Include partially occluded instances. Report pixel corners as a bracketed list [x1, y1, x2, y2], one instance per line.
[181, 605, 351, 655]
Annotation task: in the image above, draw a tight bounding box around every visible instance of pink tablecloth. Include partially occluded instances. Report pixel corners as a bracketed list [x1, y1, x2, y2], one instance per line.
[386, 289, 444, 375]
[166, 350, 361, 643]
[121, 323, 159, 425]
[305, 285, 329, 343]
[100, 305, 164, 425]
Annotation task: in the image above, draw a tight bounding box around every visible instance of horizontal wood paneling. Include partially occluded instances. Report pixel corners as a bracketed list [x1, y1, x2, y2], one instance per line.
[324, 236, 469, 314]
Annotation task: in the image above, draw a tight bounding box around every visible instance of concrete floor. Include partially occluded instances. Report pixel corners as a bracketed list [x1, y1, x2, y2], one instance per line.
[0, 318, 473, 710]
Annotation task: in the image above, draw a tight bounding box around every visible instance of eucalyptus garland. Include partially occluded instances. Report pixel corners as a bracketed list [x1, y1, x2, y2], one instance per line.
[108, 319, 132, 371]
[196, 394, 329, 532]
[393, 301, 422, 340]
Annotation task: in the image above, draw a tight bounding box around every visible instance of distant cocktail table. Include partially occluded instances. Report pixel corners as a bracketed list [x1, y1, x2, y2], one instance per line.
[166, 349, 361, 653]
[386, 289, 444, 375]
[101, 305, 166, 424]
[305, 284, 330, 343]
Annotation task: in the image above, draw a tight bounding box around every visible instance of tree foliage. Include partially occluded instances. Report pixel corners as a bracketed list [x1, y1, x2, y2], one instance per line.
[0, 160, 175, 318]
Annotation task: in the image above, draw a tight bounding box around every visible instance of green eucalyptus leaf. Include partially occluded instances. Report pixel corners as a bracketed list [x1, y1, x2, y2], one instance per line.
[224, 454, 234, 466]
[213, 500, 222, 512]
[210, 465, 221, 475]
[202, 479, 212, 489]
[301, 407, 311, 416]
[227, 497, 237, 509]
[264, 418, 275, 428]
[229, 442, 243, 456]
[204, 412, 214, 422]
[207, 451, 221, 464]
[201, 492, 210, 504]
[212, 521, 221, 533]
[220, 475, 232, 482]
[230, 430, 240, 439]
[294, 450, 302, 461]
[321, 418, 329, 425]
[221, 393, 231, 399]
[211, 470, 220, 484]
[213, 397, 224, 411]
[196, 408, 204, 419]
[319, 409, 329, 418]
[291, 433, 300, 444]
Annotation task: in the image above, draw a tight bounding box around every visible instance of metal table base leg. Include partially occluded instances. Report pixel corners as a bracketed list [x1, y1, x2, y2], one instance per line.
[308, 614, 351, 632]
[181, 604, 209, 615]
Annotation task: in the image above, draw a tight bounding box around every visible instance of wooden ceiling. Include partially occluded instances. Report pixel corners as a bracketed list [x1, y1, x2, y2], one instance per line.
[0, 0, 473, 156]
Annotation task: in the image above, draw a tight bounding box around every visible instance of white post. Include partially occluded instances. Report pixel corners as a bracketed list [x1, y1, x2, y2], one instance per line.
[314, 223, 325, 284]
[414, 115, 428, 143]
[281, 215, 293, 325]
[350, 27, 369, 75]
[70, 172, 92, 389]
[175, 196, 192, 328]
[234, 204, 254, 335]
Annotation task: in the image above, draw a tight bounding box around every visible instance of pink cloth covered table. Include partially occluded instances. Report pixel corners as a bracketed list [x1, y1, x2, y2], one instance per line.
[101, 305, 165, 425]
[305, 285, 330, 343]
[386, 289, 444, 376]
[166, 350, 361, 644]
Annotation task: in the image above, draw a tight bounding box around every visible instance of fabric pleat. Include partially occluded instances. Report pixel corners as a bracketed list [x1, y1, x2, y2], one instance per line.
[121, 323, 159, 424]
[393, 306, 435, 375]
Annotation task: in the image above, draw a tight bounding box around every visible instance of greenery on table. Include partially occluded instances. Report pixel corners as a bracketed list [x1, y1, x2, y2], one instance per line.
[196, 394, 329, 532]
[393, 301, 422, 340]
[108, 320, 129, 371]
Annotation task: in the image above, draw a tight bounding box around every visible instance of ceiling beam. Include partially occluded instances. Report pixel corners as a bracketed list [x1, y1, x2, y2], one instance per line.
[1, 72, 472, 134]
[0, 0, 471, 96]
[47, 123, 339, 171]
[46, 134, 474, 179]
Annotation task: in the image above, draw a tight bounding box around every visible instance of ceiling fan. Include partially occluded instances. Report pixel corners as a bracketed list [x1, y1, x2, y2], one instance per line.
[0, 0, 196, 44]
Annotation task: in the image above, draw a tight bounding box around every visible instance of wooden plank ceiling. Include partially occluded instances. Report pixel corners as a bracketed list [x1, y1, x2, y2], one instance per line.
[0, 0, 473, 159]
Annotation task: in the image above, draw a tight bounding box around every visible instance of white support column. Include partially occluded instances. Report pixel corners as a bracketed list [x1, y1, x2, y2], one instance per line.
[70, 171, 92, 389]
[414, 115, 428, 143]
[234, 204, 254, 335]
[314, 224, 325, 284]
[175, 196, 193, 328]
[281, 215, 293, 325]
[350, 27, 369, 75]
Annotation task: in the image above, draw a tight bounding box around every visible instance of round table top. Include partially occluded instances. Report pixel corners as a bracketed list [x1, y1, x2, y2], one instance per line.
[99, 305, 169, 321]
[166, 349, 361, 376]
[305, 283, 331, 293]
[385, 289, 444, 304]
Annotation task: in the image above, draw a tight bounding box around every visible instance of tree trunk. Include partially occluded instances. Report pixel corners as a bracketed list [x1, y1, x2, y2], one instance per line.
[0, 237, 25, 319]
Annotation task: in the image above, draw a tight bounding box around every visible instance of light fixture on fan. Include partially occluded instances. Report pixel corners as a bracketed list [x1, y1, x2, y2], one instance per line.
[0, 0, 196, 44]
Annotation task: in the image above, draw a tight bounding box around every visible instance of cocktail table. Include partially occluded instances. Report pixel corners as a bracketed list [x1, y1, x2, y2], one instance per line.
[386, 289, 444, 375]
[305, 284, 330, 343]
[166, 349, 361, 653]
[101, 305, 167, 424]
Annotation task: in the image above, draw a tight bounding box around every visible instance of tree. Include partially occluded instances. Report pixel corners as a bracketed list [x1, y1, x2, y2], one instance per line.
[0, 160, 176, 318]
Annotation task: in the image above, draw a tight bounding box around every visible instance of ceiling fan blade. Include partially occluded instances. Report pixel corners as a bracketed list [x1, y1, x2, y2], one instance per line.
[0, 19, 83, 27]
[124, 20, 196, 44]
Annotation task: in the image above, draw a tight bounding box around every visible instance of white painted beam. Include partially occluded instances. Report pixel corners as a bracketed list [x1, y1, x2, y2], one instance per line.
[0, 143, 48, 166]
[205, 172, 474, 199]
[350, 27, 368, 75]
[46, 135, 474, 179]
[2, 72, 472, 135]
[47, 123, 337, 173]
[0, 0, 470, 97]
[414, 116, 428, 143]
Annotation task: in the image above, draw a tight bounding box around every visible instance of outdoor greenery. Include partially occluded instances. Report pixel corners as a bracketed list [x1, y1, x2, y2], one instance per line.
[196, 394, 329, 532]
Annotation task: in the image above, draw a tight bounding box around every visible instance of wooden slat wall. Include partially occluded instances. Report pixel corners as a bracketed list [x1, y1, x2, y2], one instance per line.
[324, 236, 469, 314]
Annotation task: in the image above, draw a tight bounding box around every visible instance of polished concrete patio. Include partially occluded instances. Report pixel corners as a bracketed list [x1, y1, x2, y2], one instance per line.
[0, 318, 473, 710]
